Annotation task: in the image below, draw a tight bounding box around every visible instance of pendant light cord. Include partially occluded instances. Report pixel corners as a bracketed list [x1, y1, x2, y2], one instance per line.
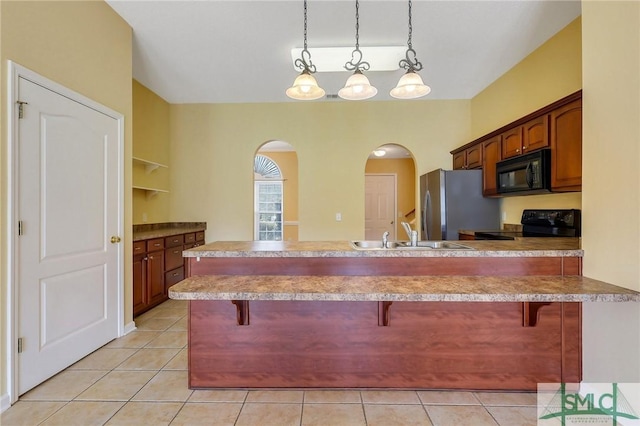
[399, 0, 422, 72]
[344, 0, 370, 72]
[295, 0, 316, 73]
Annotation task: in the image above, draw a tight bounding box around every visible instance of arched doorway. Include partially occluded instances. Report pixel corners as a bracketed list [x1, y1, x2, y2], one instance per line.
[364, 144, 417, 241]
[255, 141, 299, 241]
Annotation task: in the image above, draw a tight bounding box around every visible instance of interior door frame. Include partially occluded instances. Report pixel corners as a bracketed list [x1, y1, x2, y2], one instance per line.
[5, 61, 125, 404]
[364, 173, 398, 240]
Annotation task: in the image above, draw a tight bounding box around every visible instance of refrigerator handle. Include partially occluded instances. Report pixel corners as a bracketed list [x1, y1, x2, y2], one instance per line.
[424, 190, 431, 240]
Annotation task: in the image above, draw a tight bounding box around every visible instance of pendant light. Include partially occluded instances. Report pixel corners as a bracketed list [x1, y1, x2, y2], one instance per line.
[286, 0, 325, 100]
[338, 0, 377, 100]
[390, 0, 431, 99]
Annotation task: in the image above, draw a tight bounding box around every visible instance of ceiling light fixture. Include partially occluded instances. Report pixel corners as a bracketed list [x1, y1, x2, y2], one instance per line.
[373, 149, 386, 157]
[286, 0, 325, 100]
[338, 0, 377, 101]
[390, 0, 431, 99]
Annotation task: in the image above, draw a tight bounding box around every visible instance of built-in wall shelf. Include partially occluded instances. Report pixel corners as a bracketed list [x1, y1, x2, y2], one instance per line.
[133, 185, 169, 199]
[133, 157, 168, 174]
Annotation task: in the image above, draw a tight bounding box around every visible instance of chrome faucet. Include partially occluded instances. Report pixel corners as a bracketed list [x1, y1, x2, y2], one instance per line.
[382, 231, 390, 248]
[402, 221, 418, 247]
[401, 222, 413, 240]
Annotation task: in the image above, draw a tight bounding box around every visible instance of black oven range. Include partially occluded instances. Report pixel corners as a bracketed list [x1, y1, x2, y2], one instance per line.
[474, 209, 581, 240]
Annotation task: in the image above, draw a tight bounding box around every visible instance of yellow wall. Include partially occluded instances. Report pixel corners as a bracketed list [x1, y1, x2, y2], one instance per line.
[168, 101, 470, 241]
[258, 151, 299, 241]
[365, 157, 417, 238]
[132, 80, 170, 224]
[471, 17, 583, 224]
[581, 1, 639, 382]
[0, 0, 132, 401]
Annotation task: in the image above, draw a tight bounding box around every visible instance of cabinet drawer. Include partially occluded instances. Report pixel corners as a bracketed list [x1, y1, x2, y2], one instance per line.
[165, 234, 184, 248]
[165, 267, 185, 288]
[133, 241, 146, 254]
[184, 233, 196, 244]
[196, 231, 205, 242]
[165, 246, 183, 271]
[147, 238, 164, 251]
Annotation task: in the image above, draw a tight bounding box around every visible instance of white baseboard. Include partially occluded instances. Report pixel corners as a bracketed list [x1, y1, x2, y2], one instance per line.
[1, 393, 11, 413]
[123, 321, 137, 336]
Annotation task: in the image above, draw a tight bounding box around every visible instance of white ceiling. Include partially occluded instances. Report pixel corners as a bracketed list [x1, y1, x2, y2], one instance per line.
[106, 0, 581, 104]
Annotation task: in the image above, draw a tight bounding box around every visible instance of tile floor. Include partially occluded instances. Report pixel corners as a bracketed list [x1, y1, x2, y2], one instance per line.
[2, 299, 540, 425]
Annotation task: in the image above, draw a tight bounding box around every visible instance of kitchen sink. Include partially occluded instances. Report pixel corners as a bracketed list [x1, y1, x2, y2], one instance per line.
[350, 240, 474, 250]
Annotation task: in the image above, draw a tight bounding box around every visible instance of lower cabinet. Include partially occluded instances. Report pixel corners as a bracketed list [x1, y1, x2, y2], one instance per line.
[133, 230, 205, 317]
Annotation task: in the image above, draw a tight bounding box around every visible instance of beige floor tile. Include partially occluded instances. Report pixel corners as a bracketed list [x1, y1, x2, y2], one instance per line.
[145, 331, 187, 348]
[170, 402, 243, 426]
[68, 348, 138, 370]
[163, 348, 188, 370]
[245, 390, 304, 403]
[302, 403, 366, 426]
[0, 401, 66, 426]
[361, 390, 421, 404]
[135, 317, 179, 331]
[106, 331, 162, 349]
[486, 406, 538, 426]
[151, 307, 187, 319]
[105, 401, 183, 425]
[39, 401, 124, 426]
[475, 391, 538, 406]
[426, 405, 498, 426]
[76, 370, 157, 401]
[188, 389, 248, 403]
[159, 299, 188, 309]
[132, 370, 193, 402]
[167, 317, 187, 331]
[235, 403, 302, 426]
[20, 370, 107, 401]
[364, 404, 433, 426]
[115, 348, 180, 370]
[417, 390, 481, 405]
[304, 390, 362, 404]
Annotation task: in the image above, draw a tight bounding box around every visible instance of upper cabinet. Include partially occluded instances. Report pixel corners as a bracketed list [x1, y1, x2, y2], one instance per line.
[550, 99, 582, 191]
[501, 116, 549, 160]
[482, 136, 502, 196]
[453, 143, 483, 170]
[452, 90, 582, 196]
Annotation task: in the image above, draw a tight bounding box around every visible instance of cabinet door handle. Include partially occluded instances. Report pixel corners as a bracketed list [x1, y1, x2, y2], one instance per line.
[172, 272, 179, 277]
[143, 257, 148, 261]
[154, 243, 160, 247]
[149, 256, 154, 260]
[522, 146, 527, 150]
[174, 250, 180, 254]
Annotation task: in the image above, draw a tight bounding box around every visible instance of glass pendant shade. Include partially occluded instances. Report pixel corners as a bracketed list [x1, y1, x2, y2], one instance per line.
[390, 71, 431, 99]
[338, 71, 377, 100]
[286, 70, 325, 100]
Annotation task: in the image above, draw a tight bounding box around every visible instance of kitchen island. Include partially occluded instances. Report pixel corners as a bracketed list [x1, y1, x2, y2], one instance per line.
[170, 240, 639, 391]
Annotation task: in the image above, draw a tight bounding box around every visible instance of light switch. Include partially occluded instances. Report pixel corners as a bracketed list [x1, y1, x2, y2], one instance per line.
[336, 212, 342, 222]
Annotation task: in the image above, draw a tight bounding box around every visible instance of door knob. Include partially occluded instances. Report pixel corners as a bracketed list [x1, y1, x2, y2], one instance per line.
[110, 236, 121, 244]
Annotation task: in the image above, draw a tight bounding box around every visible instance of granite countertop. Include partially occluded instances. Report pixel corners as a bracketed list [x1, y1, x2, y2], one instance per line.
[169, 274, 640, 303]
[133, 222, 206, 241]
[183, 239, 582, 258]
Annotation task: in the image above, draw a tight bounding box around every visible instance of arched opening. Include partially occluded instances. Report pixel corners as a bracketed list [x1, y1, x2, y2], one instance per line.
[364, 144, 417, 241]
[255, 141, 299, 241]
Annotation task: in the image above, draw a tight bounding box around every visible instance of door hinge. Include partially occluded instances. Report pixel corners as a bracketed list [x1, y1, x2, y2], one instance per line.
[18, 220, 23, 236]
[17, 337, 23, 353]
[17, 101, 28, 119]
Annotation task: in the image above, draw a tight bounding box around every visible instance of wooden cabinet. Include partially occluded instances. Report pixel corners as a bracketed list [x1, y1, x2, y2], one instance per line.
[451, 90, 581, 197]
[482, 136, 502, 196]
[453, 143, 482, 170]
[133, 230, 205, 317]
[551, 99, 582, 191]
[501, 116, 549, 160]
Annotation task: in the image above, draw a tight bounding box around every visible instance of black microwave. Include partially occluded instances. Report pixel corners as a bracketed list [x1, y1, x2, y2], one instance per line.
[496, 149, 551, 195]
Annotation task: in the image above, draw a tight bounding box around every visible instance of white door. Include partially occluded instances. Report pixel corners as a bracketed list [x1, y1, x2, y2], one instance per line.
[364, 174, 396, 240]
[17, 76, 121, 395]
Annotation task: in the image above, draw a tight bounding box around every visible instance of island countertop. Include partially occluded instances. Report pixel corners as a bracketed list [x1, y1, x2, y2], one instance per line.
[183, 238, 582, 258]
[169, 274, 640, 303]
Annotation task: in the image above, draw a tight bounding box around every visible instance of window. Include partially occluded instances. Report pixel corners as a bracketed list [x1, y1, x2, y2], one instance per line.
[254, 155, 283, 241]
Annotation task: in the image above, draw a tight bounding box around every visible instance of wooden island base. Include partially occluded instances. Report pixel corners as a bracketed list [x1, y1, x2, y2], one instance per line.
[189, 299, 580, 390]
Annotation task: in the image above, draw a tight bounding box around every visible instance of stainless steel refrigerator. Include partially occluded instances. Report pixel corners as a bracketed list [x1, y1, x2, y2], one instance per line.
[420, 169, 500, 240]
